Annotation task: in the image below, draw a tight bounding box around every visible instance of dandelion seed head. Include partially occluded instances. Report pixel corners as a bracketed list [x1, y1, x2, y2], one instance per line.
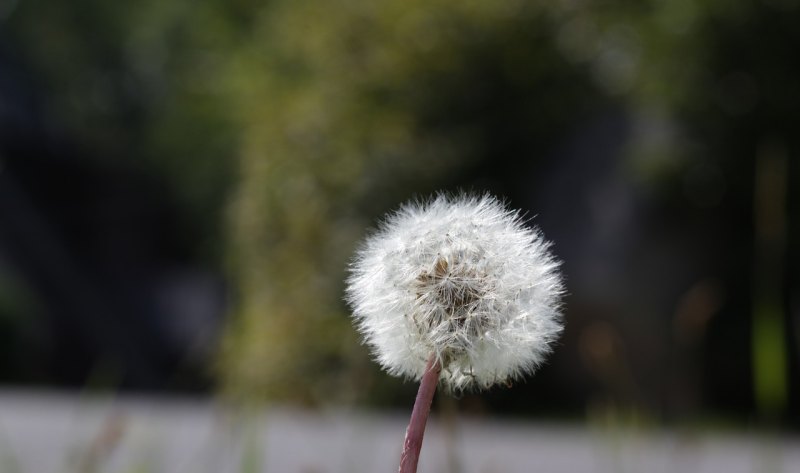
[346, 193, 564, 391]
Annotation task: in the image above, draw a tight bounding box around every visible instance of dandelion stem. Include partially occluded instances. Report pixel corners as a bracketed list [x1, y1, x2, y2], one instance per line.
[399, 355, 441, 473]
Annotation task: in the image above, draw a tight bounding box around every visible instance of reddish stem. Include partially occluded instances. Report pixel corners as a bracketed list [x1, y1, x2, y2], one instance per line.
[399, 355, 441, 473]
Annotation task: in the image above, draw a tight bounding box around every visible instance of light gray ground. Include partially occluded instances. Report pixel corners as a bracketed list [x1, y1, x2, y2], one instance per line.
[0, 390, 797, 473]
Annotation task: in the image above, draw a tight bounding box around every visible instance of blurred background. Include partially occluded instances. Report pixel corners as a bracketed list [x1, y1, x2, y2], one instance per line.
[0, 0, 798, 471]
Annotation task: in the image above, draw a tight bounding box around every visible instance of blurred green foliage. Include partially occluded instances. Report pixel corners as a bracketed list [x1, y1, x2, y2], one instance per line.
[5, 0, 797, 413]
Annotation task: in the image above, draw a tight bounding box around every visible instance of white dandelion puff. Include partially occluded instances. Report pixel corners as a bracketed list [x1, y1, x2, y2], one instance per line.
[346, 193, 564, 392]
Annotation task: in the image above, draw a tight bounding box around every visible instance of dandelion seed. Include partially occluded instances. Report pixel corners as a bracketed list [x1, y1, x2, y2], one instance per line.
[346, 193, 564, 391]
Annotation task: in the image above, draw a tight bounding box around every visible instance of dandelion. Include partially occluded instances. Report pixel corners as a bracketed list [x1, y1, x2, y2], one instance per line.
[346, 193, 564, 473]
